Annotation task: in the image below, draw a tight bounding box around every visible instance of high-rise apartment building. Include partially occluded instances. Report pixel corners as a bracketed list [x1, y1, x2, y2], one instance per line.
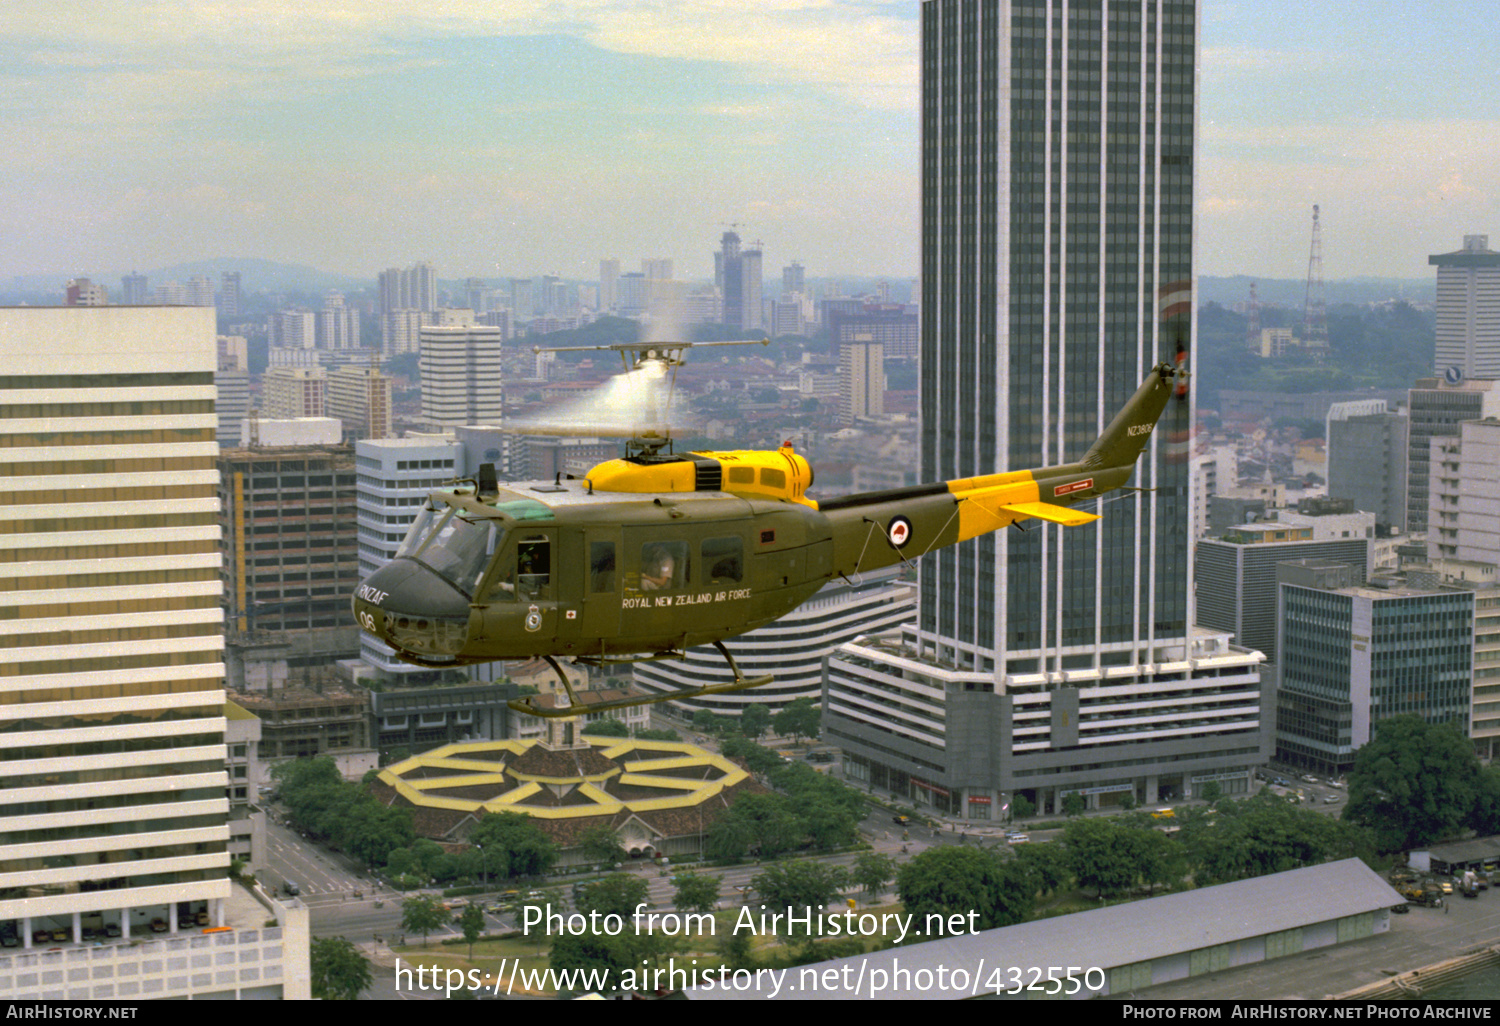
[1427, 418, 1500, 566]
[121, 272, 149, 305]
[827, 305, 919, 361]
[599, 259, 620, 313]
[782, 261, 805, 299]
[328, 364, 393, 441]
[715, 231, 762, 331]
[219, 271, 241, 318]
[419, 324, 504, 428]
[378, 262, 438, 314]
[316, 293, 360, 350]
[1431, 235, 1500, 379]
[839, 340, 883, 424]
[64, 278, 107, 306]
[262, 365, 327, 419]
[0, 308, 307, 998]
[826, 0, 1265, 818]
[1407, 378, 1500, 534]
[186, 275, 215, 308]
[1326, 400, 1408, 534]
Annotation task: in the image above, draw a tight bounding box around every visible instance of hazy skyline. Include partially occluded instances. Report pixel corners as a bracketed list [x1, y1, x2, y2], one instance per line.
[3, 2, 1496, 284]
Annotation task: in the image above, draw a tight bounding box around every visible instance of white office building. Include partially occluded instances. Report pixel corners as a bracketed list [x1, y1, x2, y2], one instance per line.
[419, 324, 504, 429]
[354, 436, 465, 684]
[0, 306, 309, 998]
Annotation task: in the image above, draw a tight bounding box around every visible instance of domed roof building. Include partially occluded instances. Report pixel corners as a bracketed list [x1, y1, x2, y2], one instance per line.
[369, 731, 768, 859]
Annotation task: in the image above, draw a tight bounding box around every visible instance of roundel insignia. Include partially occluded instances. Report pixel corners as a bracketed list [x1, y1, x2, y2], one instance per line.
[887, 516, 913, 548]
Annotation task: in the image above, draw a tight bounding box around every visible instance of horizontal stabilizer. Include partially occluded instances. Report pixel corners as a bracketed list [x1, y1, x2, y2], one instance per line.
[998, 501, 1101, 527]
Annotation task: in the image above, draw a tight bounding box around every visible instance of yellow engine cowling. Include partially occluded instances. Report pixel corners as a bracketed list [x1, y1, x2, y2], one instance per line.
[585, 443, 815, 506]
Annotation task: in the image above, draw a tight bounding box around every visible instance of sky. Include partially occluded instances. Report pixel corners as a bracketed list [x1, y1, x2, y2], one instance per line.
[1, 1, 1497, 286]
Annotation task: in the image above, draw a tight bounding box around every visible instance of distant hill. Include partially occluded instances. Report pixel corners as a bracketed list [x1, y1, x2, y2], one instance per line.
[1200, 275, 1435, 310]
[138, 258, 370, 295]
[0, 258, 370, 303]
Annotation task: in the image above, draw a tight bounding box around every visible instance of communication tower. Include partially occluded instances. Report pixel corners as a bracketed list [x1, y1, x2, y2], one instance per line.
[1303, 204, 1328, 360]
[1246, 281, 1261, 353]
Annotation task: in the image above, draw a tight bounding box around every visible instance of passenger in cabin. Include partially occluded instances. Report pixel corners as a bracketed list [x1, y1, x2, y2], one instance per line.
[641, 544, 674, 590]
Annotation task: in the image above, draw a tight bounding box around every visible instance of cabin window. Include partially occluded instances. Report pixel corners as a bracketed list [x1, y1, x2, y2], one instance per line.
[727, 466, 755, 485]
[484, 534, 550, 602]
[517, 535, 551, 597]
[640, 541, 688, 591]
[590, 542, 616, 594]
[702, 536, 743, 584]
[760, 467, 786, 489]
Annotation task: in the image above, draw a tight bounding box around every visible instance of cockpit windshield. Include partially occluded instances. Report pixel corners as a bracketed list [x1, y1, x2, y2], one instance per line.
[396, 501, 501, 598]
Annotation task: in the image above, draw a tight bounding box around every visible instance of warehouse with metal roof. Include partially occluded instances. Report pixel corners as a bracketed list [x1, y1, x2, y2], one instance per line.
[685, 858, 1404, 1000]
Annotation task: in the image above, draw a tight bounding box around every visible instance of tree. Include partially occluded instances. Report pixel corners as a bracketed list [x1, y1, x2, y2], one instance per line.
[576, 825, 628, 867]
[1058, 818, 1145, 898]
[1010, 842, 1066, 897]
[673, 872, 721, 915]
[468, 810, 558, 879]
[458, 903, 485, 960]
[1198, 780, 1223, 804]
[896, 846, 1033, 933]
[401, 895, 448, 945]
[1188, 792, 1373, 886]
[1061, 792, 1087, 817]
[799, 797, 860, 850]
[576, 873, 651, 919]
[739, 703, 772, 740]
[720, 735, 783, 776]
[693, 708, 731, 734]
[584, 717, 630, 738]
[636, 727, 681, 742]
[340, 801, 415, 869]
[850, 851, 897, 899]
[1344, 714, 1482, 851]
[704, 813, 755, 861]
[774, 698, 820, 744]
[310, 936, 372, 1000]
[723, 792, 802, 857]
[750, 860, 847, 936]
[1010, 795, 1035, 821]
[549, 930, 666, 997]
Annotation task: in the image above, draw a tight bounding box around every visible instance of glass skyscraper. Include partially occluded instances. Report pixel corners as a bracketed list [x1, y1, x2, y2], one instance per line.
[919, 0, 1194, 673]
[826, 0, 1265, 818]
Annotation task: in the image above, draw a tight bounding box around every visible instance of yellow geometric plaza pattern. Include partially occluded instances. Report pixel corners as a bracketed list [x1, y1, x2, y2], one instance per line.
[378, 736, 751, 820]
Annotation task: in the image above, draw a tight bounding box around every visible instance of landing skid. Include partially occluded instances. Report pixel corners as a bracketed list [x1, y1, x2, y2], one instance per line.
[505, 642, 772, 720]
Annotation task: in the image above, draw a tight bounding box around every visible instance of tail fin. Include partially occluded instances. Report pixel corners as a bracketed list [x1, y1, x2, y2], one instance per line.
[1081, 363, 1177, 470]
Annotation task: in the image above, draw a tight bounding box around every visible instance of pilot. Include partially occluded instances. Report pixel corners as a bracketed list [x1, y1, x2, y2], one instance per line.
[641, 544, 674, 590]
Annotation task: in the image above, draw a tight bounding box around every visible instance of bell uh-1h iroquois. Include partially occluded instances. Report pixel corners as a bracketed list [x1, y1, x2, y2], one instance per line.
[352, 342, 1186, 718]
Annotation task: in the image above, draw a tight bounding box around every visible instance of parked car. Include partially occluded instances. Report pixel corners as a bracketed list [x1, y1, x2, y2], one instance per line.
[150, 918, 168, 933]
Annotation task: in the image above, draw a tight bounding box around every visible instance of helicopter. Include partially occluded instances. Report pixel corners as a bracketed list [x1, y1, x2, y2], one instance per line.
[352, 341, 1186, 718]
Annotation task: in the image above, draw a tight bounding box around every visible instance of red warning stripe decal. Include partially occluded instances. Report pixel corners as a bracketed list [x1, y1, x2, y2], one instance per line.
[1054, 479, 1093, 497]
